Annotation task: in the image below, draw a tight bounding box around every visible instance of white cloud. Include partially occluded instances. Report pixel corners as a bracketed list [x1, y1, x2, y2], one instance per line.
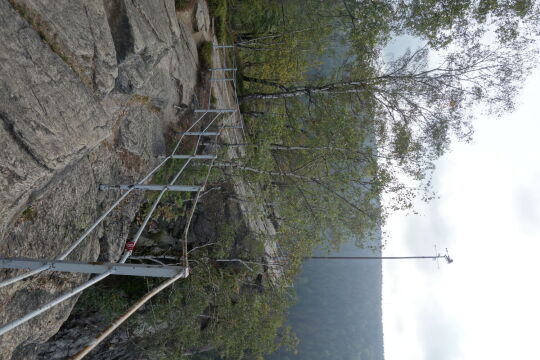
[383, 64, 540, 360]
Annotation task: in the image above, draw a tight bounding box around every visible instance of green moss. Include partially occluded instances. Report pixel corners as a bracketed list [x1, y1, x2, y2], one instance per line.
[19, 206, 36, 223]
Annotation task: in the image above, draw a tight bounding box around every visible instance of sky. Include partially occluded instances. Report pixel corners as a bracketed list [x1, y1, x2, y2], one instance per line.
[382, 44, 540, 359]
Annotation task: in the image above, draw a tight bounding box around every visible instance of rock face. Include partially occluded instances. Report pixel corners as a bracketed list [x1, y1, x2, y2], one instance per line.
[0, 0, 201, 359]
[0, 0, 110, 238]
[11, 310, 150, 360]
[207, 46, 284, 283]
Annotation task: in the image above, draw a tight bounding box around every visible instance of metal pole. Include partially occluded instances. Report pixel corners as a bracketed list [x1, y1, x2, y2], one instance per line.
[99, 185, 202, 192]
[0, 134, 186, 289]
[117, 152, 197, 264]
[178, 132, 220, 136]
[308, 256, 442, 260]
[70, 268, 190, 360]
[72, 114, 232, 359]
[307, 254, 454, 263]
[0, 266, 52, 289]
[169, 155, 217, 160]
[0, 258, 186, 278]
[0, 42, 237, 336]
[0, 155, 195, 335]
[157, 154, 218, 160]
[0, 189, 135, 289]
[194, 109, 236, 113]
[63, 45, 236, 360]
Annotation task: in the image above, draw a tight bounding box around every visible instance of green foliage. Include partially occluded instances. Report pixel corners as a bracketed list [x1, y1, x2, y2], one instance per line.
[199, 41, 213, 70]
[135, 222, 296, 359]
[222, 0, 539, 272]
[395, 0, 539, 46]
[174, 0, 193, 11]
[231, 0, 538, 232]
[209, 0, 230, 43]
[229, 81, 385, 250]
[19, 206, 36, 223]
[230, 0, 334, 95]
[77, 276, 150, 321]
[220, 0, 389, 254]
[73, 1, 539, 358]
[213, 223, 236, 258]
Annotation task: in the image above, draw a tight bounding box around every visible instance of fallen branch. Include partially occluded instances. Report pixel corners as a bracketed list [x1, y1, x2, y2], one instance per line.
[188, 242, 217, 254]
[182, 344, 215, 356]
[70, 268, 189, 360]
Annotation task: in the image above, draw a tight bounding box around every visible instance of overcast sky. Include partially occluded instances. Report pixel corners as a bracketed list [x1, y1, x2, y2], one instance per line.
[382, 45, 540, 359]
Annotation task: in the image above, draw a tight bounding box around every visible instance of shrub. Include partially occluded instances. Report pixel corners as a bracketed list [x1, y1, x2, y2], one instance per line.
[199, 41, 213, 69]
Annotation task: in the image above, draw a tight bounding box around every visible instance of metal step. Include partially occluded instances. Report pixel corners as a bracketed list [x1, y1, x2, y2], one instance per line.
[99, 184, 202, 192]
[179, 131, 219, 136]
[169, 155, 217, 160]
[0, 258, 189, 278]
[194, 109, 236, 113]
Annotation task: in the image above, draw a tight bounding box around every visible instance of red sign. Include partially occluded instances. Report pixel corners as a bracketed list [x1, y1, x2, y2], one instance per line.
[124, 241, 135, 251]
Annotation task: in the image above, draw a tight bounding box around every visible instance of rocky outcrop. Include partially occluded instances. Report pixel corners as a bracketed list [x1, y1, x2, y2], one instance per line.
[207, 46, 284, 283]
[0, 0, 201, 359]
[8, 0, 118, 94]
[0, 0, 110, 240]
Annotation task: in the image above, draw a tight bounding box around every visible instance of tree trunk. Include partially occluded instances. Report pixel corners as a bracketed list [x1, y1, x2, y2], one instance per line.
[212, 161, 317, 181]
[238, 80, 368, 102]
[203, 142, 352, 152]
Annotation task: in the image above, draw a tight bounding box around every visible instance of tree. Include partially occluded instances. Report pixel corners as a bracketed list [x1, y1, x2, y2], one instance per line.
[240, 41, 534, 206]
[231, 0, 538, 254]
[394, 0, 540, 47]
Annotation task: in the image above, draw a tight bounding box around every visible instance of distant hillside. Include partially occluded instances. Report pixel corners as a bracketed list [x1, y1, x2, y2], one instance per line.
[268, 31, 384, 359]
[269, 232, 384, 360]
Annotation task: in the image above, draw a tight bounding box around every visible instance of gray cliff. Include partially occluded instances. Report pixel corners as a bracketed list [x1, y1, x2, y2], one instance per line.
[0, 0, 207, 358]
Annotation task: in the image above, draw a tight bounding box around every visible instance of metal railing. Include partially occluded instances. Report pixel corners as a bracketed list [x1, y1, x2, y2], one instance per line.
[0, 43, 241, 338]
